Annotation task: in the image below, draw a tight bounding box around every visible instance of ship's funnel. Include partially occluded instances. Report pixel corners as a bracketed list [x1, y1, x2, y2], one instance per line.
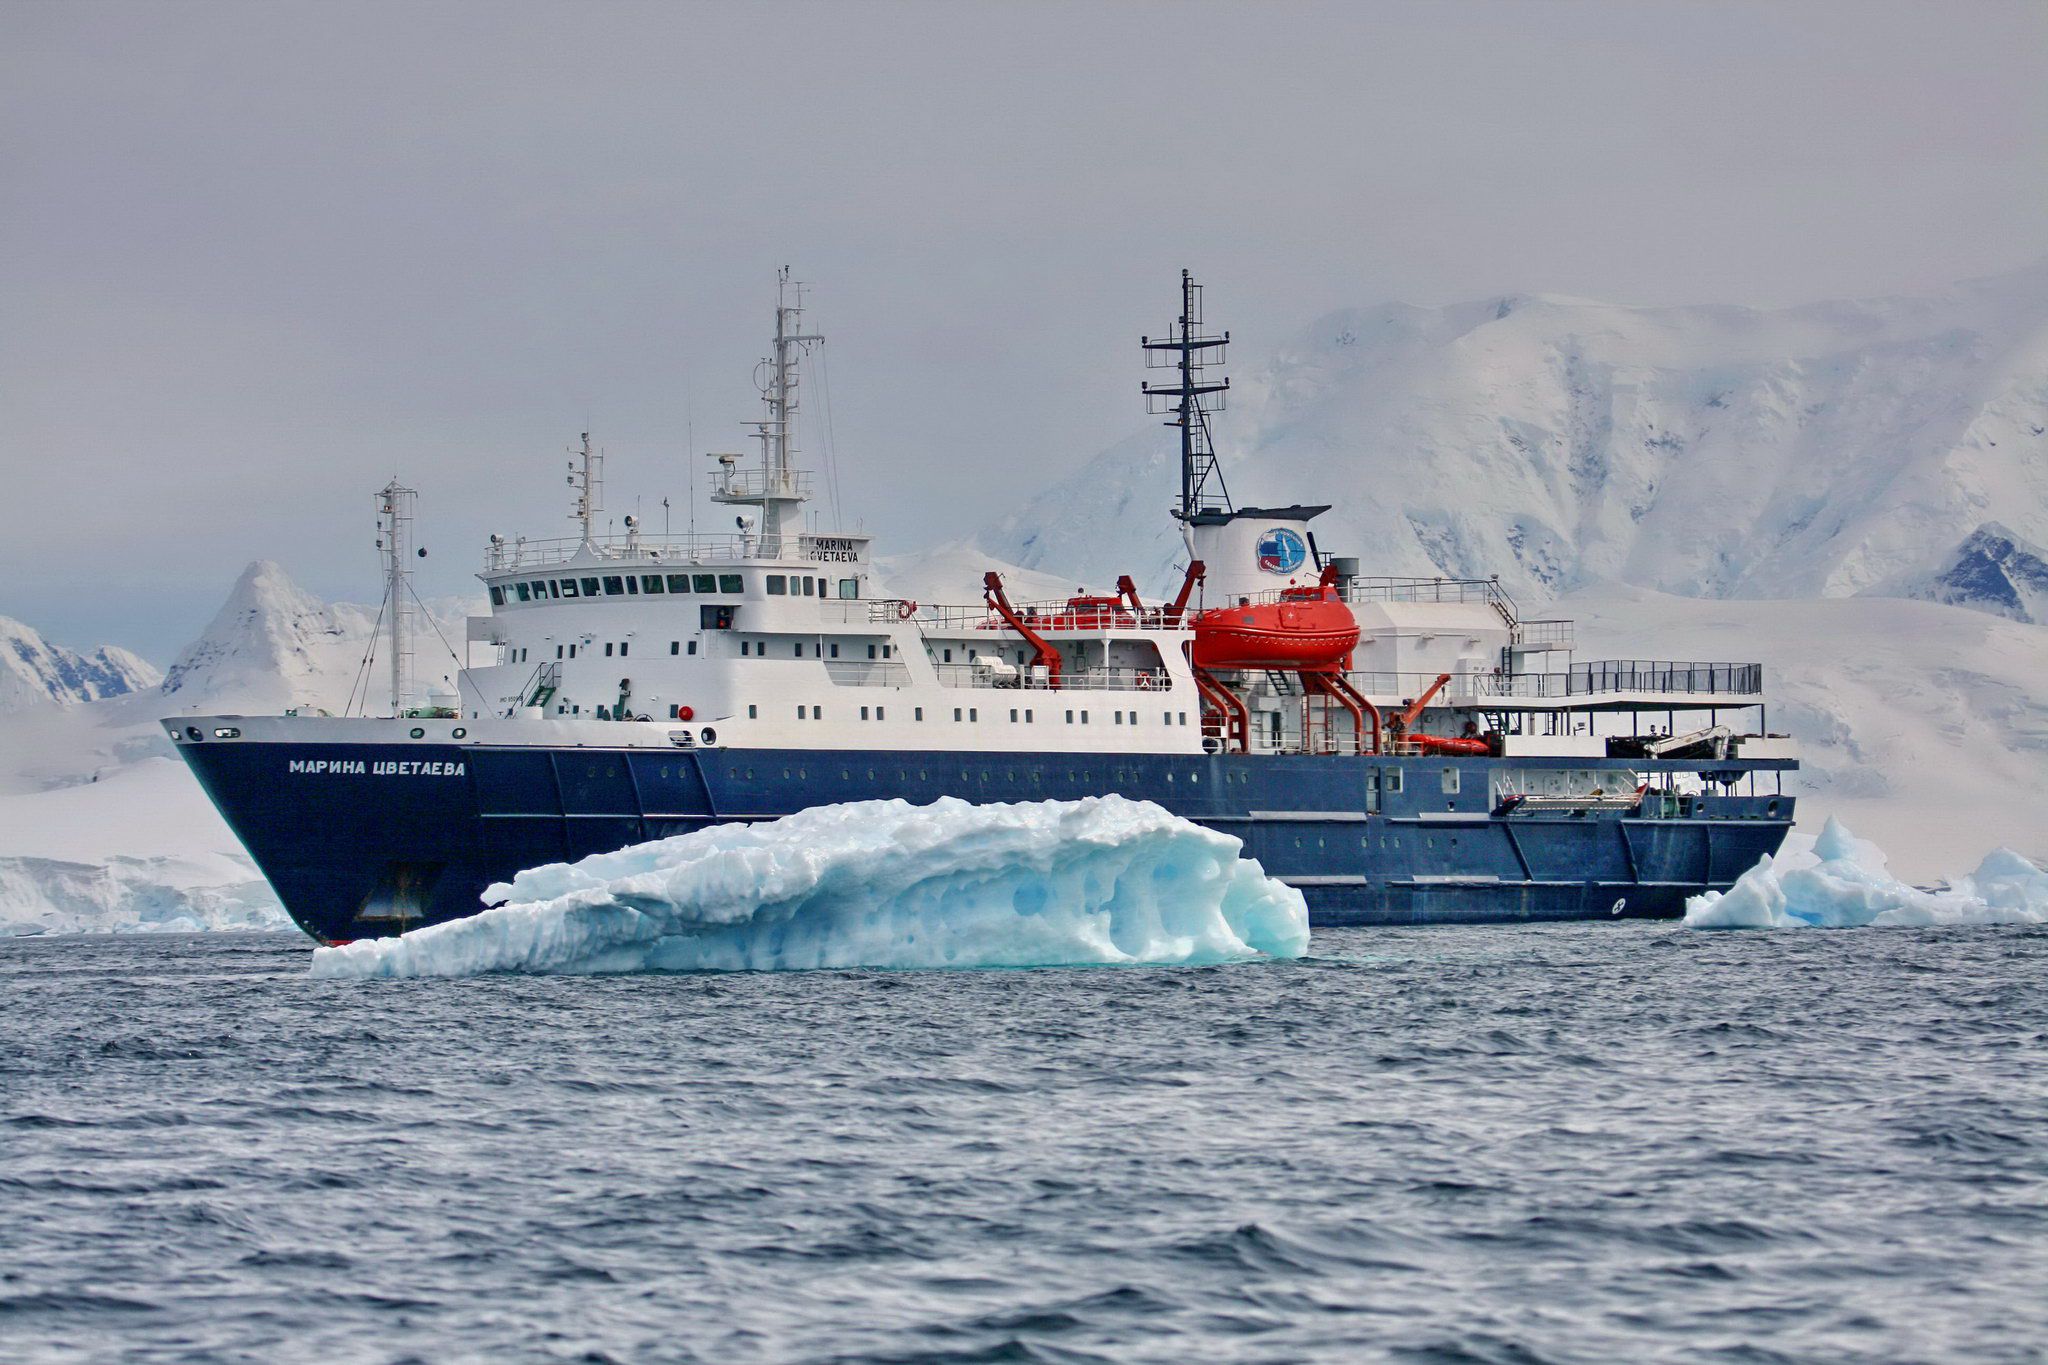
[1187, 504, 1329, 604]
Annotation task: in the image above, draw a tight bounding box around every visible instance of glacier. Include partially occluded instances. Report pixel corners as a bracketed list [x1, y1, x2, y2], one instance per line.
[1685, 817, 2048, 930]
[309, 796, 1310, 978]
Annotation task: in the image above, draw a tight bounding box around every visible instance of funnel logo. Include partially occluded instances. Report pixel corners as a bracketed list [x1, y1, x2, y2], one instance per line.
[1256, 527, 1307, 574]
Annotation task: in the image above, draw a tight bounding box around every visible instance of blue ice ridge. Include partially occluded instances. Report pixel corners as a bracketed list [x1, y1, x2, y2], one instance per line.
[1686, 817, 2048, 929]
[309, 795, 1310, 977]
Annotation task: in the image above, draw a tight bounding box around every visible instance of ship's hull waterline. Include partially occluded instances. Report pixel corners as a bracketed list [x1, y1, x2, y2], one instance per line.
[176, 736, 1794, 943]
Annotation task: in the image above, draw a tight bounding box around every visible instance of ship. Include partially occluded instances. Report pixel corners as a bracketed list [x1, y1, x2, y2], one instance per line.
[167, 271, 1798, 943]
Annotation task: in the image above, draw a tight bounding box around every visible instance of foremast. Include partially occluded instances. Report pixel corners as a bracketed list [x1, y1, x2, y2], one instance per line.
[712, 267, 823, 556]
[1142, 269, 1233, 526]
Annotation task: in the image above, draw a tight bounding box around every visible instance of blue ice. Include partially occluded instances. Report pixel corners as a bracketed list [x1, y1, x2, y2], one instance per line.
[1685, 817, 2048, 929]
[310, 795, 1309, 978]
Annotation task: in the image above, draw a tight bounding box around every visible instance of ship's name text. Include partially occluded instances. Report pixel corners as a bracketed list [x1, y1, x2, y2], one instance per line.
[287, 759, 467, 778]
[804, 536, 862, 563]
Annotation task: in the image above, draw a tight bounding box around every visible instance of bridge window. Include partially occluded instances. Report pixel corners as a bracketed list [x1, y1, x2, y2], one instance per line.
[515, 582, 531, 602]
[560, 579, 579, 598]
[549, 581, 561, 598]
[693, 573, 716, 593]
[767, 575, 787, 595]
[838, 578, 858, 599]
[642, 575, 665, 594]
[625, 577, 638, 594]
[802, 576, 816, 596]
[719, 574, 743, 593]
[667, 574, 691, 593]
[602, 576, 625, 596]
[580, 577, 600, 597]
[489, 586, 505, 606]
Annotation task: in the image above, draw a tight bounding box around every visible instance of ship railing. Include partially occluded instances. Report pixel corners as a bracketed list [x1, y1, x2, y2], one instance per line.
[1329, 662, 1762, 701]
[930, 662, 1175, 692]
[823, 660, 912, 688]
[1514, 618, 1576, 649]
[1333, 575, 1520, 628]
[484, 532, 787, 573]
[709, 468, 814, 502]
[880, 599, 1191, 633]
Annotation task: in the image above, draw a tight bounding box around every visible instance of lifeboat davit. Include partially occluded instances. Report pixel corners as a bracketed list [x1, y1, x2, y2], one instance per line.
[1190, 588, 1358, 671]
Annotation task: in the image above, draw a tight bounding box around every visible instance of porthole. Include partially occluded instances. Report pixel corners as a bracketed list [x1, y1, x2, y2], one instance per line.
[184, 726, 203, 741]
[452, 727, 467, 739]
[409, 727, 425, 739]
[211, 726, 241, 739]
[1766, 799, 1781, 817]
[700, 727, 717, 746]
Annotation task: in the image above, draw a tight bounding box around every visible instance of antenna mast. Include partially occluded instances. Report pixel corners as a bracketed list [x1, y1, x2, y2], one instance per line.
[375, 479, 417, 717]
[567, 431, 603, 546]
[1142, 269, 1232, 522]
[714, 268, 822, 553]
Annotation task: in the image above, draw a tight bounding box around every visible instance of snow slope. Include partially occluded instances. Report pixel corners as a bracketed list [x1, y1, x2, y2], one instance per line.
[0, 562, 477, 935]
[973, 263, 2048, 608]
[0, 615, 160, 714]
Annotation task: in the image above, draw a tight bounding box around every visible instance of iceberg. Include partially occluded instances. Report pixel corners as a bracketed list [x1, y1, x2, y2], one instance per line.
[1685, 817, 2048, 930]
[310, 795, 1309, 978]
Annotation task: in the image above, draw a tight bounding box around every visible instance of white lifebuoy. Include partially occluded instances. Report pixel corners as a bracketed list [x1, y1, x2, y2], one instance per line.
[897, 600, 918, 621]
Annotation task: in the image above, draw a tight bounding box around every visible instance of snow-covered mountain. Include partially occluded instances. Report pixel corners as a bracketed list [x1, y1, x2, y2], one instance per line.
[1892, 521, 2048, 624]
[0, 615, 160, 714]
[974, 262, 2048, 609]
[0, 563, 478, 935]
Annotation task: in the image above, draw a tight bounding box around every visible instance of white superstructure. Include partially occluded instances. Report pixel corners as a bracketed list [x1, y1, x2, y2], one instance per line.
[409, 274, 1789, 765]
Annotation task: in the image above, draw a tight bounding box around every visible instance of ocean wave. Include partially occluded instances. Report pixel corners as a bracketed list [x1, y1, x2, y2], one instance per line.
[310, 795, 1308, 978]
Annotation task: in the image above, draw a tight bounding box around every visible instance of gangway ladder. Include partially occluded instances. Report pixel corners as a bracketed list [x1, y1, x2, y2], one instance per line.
[522, 660, 562, 712]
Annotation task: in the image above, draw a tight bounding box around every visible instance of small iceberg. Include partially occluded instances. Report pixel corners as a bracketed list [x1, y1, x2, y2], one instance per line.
[1685, 817, 2048, 930]
[310, 795, 1309, 978]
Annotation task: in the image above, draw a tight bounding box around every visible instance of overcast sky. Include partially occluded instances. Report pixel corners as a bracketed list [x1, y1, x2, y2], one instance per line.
[4, 0, 2043, 660]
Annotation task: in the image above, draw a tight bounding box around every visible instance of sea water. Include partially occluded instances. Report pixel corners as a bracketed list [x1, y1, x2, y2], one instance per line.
[4, 922, 2045, 1364]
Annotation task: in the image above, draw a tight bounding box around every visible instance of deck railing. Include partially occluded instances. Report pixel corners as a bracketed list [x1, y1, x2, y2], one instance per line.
[930, 663, 1174, 692]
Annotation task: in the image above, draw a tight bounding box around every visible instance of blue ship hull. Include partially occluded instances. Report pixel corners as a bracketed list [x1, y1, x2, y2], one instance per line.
[176, 740, 1794, 943]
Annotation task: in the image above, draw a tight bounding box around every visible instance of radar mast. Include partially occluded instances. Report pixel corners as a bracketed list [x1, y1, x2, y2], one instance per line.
[712, 267, 822, 554]
[1142, 270, 1232, 524]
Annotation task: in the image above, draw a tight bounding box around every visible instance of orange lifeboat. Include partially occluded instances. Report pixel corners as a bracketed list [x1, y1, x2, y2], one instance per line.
[1191, 587, 1358, 672]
